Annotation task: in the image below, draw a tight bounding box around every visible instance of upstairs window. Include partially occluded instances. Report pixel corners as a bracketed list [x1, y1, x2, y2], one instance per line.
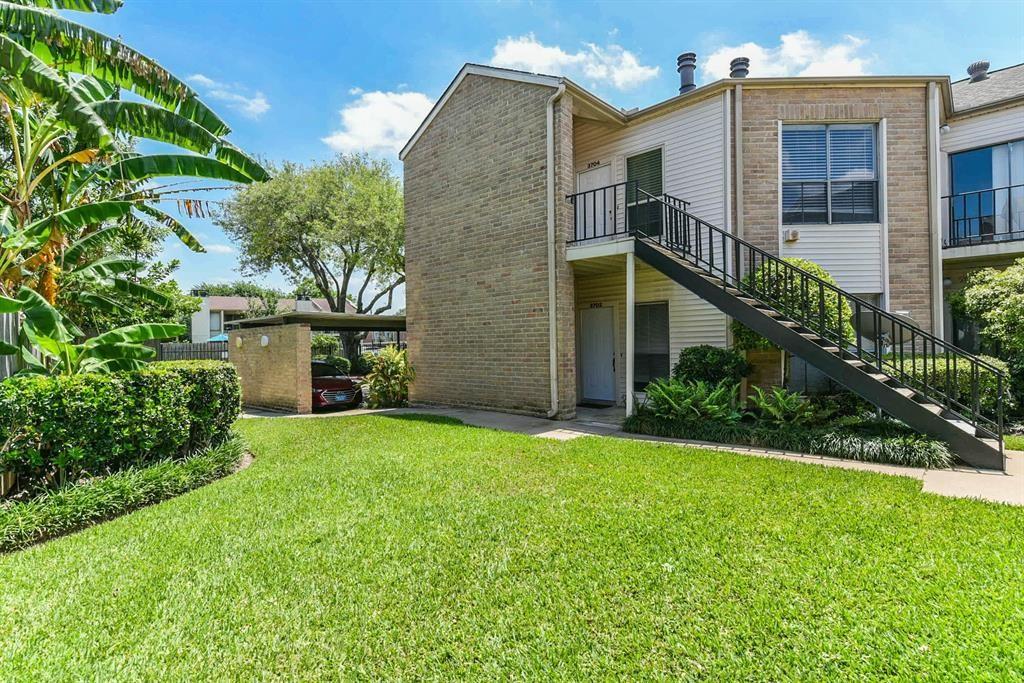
[782, 124, 878, 225]
[626, 148, 663, 235]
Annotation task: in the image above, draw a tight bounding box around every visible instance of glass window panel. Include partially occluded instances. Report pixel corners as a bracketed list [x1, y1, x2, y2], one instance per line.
[782, 182, 827, 224]
[782, 127, 827, 181]
[951, 147, 994, 195]
[830, 181, 878, 223]
[626, 148, 663, 198]
[828, 126, 875, 180]
[634, 303, 669, 390]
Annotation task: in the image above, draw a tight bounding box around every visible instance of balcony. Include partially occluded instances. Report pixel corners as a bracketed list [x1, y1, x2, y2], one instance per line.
[567, 181, 689, 245]
[943, 184, 1024, 259]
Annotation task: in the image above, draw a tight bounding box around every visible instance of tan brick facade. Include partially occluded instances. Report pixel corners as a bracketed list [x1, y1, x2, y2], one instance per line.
[404, 74, 576, 416]
[740, 86, 935, 333]
[228, 324, 312, 413]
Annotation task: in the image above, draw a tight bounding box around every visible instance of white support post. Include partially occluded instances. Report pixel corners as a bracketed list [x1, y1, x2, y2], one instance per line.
[625, 252, 635, 417]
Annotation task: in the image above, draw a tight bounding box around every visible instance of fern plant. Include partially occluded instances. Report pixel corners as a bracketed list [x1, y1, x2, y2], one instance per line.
[645, 379, 742, 424]
[747, 386, 817, 426]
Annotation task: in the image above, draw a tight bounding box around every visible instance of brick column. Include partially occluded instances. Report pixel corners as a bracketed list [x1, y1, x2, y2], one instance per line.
[228, 323, 312, 413]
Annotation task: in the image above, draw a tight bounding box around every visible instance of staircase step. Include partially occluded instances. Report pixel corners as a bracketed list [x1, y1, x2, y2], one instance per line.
[920, 403, 944, 415]
[845, 359, 867, 367]
[893, 387, 916, 398]
[945, 418, 975, 435]
[866, 373, 892, 383]
[780, 320, 801, 328]
[798, 332, 822, 341]
[820, 346, 841, 354]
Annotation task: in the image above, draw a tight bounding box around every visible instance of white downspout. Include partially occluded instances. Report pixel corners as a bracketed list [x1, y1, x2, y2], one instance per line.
[546, 84, 566, 418]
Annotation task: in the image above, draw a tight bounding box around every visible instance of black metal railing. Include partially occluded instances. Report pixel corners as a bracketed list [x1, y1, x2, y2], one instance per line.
[632, 188, 1006, 448]
[567, 181, 690, 243]
[944, 184, 1024, 247]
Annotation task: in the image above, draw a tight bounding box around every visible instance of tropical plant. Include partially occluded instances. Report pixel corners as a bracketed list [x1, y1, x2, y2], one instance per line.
[0, 285, 182, 374]
[671, 344, 751, 386]
[217, 154, 403, 358]
[0, 0, 267, 310]
[364, 346, 414, 408]
[746, 385, 818, 426]
[643, 379, 742, 424]
[732, 257, 854, 351]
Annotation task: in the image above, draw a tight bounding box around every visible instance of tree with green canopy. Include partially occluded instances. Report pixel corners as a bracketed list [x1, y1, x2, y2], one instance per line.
[216, 154, 404, 358]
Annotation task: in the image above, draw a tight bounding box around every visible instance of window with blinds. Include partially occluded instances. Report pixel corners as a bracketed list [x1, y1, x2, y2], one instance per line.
[634, 302, 669, 391]
[782, 124, 878, 225]
[626, 148, 663, 236]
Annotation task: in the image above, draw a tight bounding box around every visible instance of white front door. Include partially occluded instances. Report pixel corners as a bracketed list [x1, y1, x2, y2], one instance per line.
[576, 165, 614, 238]
[579, 306, 616, 402]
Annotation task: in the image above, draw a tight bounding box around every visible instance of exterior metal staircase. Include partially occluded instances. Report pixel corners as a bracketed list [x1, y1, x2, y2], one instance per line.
[568, 182, 1007, 470]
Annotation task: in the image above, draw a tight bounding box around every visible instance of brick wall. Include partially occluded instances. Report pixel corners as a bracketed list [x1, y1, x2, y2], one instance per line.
[741, 86, 935, 333]
[228, 324, 311, 413]
[404, 74, 576, 416]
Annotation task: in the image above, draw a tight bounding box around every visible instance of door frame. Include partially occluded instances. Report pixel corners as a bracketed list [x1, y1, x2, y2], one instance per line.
[575, 302, 619, 405]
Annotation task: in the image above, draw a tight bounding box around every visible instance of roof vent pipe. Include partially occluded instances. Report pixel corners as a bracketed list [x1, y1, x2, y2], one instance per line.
[967, 60, 990, 82]
[730, 57, 750, 79]
[677, 52, 697, 94]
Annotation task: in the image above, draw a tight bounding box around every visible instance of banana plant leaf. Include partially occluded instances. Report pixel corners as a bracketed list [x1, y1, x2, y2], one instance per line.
[16, 286, 73, 341]
[0, 295, 20, 312]
[25, 200, 134, 236]
[66, 255, 138, 278]
[0, 33, 112, 148]
[84, 322, 184, 348]
[96, 154, 256, 185]
[81, 340, 156, 361]
[134, 204, 205, 253]
[109, 277, 172, 307]
[70, 74, 117, 103]
[0, 3, 229, 136]
[9, 0, 122, 13]
[62, 224, 124, 266]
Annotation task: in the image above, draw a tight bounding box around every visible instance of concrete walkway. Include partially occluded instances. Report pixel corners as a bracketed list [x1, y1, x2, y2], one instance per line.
[243, 405, 1024, 506]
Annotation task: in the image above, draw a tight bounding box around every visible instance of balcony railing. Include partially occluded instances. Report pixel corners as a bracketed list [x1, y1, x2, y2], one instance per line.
[567, 181, 689, 244]
[943, 184, 1024, 248]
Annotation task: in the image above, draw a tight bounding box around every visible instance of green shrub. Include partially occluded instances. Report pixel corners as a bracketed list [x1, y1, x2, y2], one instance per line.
[349, 352, 374, 376]
[325, 355, 352, 374]
[732, 257, 854, 351]
[0, 361, 240, 493]
[0, 436, 245, 552]
[671, 345, 751, 385]
[747, 386, 818, 426]
[887, 354, 1013, 418]
[645, 379, 742, 424]
[623, 414, 952, 469]
[365, 347, 415, 408]
[311, 333, 340, 359]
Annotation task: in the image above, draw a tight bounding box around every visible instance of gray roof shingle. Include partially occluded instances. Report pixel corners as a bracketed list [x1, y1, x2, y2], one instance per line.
[951, 63, 1024, 111]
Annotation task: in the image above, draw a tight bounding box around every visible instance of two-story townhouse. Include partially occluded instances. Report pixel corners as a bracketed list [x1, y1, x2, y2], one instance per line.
[401, 55, 1020, 468]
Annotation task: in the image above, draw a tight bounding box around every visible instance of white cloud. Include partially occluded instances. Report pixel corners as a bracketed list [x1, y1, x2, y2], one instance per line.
[490, 34, 659, 90]
[188, 73, 271, 120]
[702, 31, 870, 81]
[348, 86, 363, 95]
[322, 91, 434, 155]
[205, 244, 235, 255]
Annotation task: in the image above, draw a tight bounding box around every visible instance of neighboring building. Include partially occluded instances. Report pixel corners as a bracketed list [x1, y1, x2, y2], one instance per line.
[189, 294, 352, 343]
[401, 55, 1022, 468]
[939, 61, 1024, 352]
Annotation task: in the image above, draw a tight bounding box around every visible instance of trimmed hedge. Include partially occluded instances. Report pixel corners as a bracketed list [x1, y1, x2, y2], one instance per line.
[0, 361, 240, 492]
[624, 413, 953, 469]
[887, 354, 1013, 417]
[671, 345, 751, 386]
[0, 436, 245, 552]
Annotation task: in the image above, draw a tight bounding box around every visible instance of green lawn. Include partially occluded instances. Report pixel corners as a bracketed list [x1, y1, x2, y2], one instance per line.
[1, 415, 1022, 679]
[1007, 434, 1024, 451]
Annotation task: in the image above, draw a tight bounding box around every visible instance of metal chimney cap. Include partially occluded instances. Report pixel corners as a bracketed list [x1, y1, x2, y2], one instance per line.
[676, 52, 697, 68]
[729, 56, 750, 78]
[967, 60, 990, 82]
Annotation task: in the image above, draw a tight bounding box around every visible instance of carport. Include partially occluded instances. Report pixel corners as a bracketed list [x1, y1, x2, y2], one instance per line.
[226, 312, 406, 413]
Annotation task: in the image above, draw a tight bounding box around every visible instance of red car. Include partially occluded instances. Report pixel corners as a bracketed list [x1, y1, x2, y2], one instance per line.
[311, 360, 363, 410]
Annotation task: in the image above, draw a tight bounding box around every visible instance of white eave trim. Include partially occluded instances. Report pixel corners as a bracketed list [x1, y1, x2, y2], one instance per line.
[398, 64, 563, 161]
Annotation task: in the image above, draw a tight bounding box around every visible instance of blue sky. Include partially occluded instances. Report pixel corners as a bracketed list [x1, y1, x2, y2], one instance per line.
[78, 0, 1024, 304]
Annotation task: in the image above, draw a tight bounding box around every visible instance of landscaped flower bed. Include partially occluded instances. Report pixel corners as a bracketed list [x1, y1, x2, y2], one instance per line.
[624, 346, 954, 469]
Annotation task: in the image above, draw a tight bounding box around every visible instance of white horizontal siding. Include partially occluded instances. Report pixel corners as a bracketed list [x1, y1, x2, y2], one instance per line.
[574, 261, 728, 405]
[574, 94, 727, 228]
[780, 224, 884, 294]
[573, 93, 730, 386]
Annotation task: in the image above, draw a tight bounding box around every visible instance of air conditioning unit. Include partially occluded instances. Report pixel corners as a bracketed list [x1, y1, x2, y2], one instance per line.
[783, 228, 800, 243]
